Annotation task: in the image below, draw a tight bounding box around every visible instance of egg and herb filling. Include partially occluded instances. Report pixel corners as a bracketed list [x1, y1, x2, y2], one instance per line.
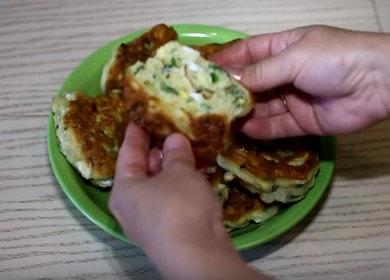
[128, 41, 251, 118]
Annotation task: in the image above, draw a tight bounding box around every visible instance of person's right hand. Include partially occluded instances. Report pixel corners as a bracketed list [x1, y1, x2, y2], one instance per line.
[213, 25, 390, 139]
[109, 123, 268, 280]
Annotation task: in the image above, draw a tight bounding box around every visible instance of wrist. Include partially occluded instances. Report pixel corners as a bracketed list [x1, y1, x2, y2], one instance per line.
[143, 221, 269, 280]
[150, 241, 265, 280]
[351, 32, 390, 122]
[142, 221, 234, 277]
[377, 34, 390, 119]
[369, 34, 390, 120]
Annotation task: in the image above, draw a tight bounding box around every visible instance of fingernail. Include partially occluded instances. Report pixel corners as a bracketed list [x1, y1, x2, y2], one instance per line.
[148, 147, 163, 175]
[164, 134, 187, 152]
[159, 150, 163, 159]
[223, 65, 244, 81]
[150, 147, 163, 160]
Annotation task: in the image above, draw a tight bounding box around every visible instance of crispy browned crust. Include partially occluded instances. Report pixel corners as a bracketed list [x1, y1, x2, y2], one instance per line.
[122, 76, 229, 165]
[63, 93, 130, 179]
[190, 115, 230, 166]
[221, 136, 319, 181]
[105, 24, 178, 94]
[192, 39, 240, 59]
[223, 186, 263, 223]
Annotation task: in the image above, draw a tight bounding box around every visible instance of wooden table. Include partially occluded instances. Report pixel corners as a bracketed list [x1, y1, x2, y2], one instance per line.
[1, 1, 390, 279]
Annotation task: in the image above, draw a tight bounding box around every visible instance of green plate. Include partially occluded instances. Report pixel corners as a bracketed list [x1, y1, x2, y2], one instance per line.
[47, 24, 335, 250]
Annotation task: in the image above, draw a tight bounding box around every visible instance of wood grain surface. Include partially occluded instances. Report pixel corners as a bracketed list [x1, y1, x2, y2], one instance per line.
[1, 1, 390, 279]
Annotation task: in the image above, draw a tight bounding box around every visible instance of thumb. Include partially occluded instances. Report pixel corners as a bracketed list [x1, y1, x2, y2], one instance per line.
[241, 51, 298, 92]
[162, 133, 195, 171]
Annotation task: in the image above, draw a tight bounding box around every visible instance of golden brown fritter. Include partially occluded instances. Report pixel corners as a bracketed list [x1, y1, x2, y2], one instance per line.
[217, 135, 319, 203]
[121, 41, 253, 165]
[52, 92, 130, 187]
[221, 136, 318, 181]
[223, 187, 263, 223]
[222, 184, 278, 229]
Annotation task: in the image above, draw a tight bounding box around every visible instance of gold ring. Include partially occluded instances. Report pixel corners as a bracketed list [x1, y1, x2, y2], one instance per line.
[280, 94, 289, 112]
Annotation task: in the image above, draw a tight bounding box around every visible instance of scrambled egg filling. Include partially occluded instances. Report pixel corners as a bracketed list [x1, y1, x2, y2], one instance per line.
[129, 41, 248, 117]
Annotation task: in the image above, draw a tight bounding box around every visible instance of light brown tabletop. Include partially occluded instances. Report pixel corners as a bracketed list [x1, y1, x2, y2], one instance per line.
[1, 1, 390, 279]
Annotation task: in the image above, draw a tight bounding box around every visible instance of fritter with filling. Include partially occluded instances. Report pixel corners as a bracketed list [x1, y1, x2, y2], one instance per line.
[122, 41, 253, 164]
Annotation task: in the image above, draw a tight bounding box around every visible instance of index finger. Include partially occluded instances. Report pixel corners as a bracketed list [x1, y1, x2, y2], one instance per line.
[115, 123, 150, 181]
[212, 28, 302, 67]
[211, 33, 277, 67]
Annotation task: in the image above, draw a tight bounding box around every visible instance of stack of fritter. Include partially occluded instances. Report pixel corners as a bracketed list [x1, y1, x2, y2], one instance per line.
[51, 24, 319, 230]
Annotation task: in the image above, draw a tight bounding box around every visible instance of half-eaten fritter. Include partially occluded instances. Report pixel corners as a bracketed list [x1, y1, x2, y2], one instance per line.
[121, 41, 253, 163]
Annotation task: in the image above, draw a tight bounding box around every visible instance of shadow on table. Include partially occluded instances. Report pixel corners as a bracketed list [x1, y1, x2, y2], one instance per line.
[69, 205, 161, 279]
[334, 121, 390, 180]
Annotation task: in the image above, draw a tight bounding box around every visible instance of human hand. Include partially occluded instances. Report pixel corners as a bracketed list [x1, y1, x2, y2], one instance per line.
[109, 123, 267, 280]
[213, 26, 390, 139]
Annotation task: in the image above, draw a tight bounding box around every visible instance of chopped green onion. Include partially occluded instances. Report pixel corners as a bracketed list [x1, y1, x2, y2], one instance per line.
[171, 57, 180, 67]
[133, 64, 145, 75]
[227, 85, 241, 97]
[201, 103, 212, 111]
[210, 72, 219, 83]
[160, 81, 178, 95]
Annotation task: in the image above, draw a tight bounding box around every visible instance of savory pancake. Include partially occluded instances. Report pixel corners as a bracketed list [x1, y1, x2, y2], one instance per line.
[122, 41, 253, 164]
[217, 136, 319, 203]
[51, 92, 129, 187]
[222, 183, 278, 230]
[206, 165, 278, 229]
